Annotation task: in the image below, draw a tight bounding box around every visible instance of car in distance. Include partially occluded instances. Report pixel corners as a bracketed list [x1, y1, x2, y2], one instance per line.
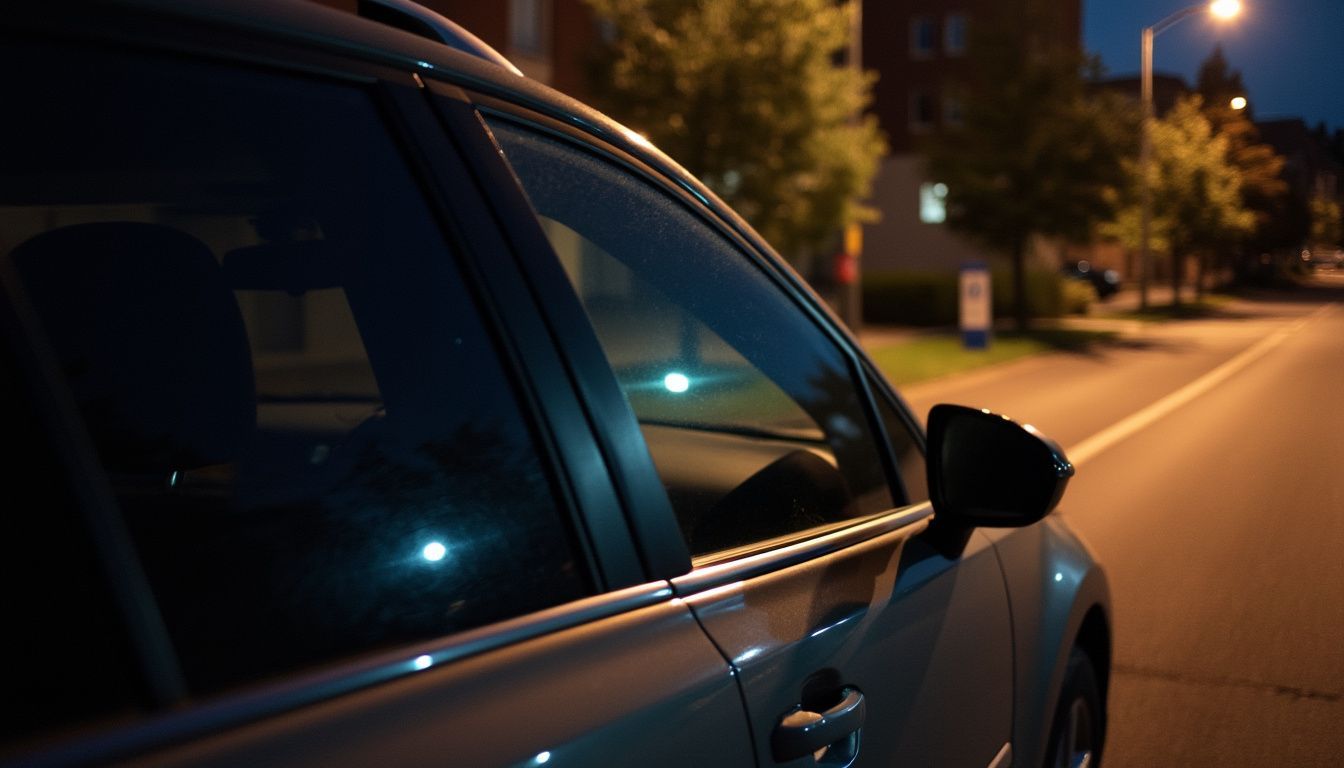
[1062, 260, 1121, 300]
[0, 1, 1110, 766]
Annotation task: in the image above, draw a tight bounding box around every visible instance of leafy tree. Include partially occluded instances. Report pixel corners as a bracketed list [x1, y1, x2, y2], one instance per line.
[1102, 96, 1254, 304]
[1310, 192, 1343, 251]
[582, 0, 885, 263]
[921, 0, 1133, 330]
[1194, 46, 1289, 279]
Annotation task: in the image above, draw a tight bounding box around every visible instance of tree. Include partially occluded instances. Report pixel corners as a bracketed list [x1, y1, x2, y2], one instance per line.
[1310, 192, 1343, 251]
[1194, 46, 1289, 278]
[921, 0, 1133, 330]
[582, 0, 885, 264]
[1102, 96, 1254, 304]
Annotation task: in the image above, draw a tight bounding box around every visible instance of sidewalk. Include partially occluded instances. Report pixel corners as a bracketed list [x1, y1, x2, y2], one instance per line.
[856, 283, 1192, 349]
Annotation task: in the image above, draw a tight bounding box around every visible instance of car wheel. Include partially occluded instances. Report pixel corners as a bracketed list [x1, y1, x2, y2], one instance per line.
[1045, 647, 1104, 768]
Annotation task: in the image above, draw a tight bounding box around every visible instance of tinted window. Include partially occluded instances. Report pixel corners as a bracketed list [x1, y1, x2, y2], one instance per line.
[0, 45, 589, 694]
[0, 313, 142, 747]
[488, 120, 894, 556]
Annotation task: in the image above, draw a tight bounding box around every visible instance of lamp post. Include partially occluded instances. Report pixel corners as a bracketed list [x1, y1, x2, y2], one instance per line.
[1138, 0, 1241, 310]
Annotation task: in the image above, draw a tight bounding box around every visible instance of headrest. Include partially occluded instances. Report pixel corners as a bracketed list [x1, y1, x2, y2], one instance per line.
[12, 222, 256, 472]
[223, 240, 344, 294]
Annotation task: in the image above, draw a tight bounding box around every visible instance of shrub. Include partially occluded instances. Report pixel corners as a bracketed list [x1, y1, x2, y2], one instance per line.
[862, 268, 1072, 326]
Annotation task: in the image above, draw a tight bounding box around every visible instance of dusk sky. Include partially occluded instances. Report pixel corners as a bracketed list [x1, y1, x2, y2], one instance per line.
[1083, 0, 1344, 133]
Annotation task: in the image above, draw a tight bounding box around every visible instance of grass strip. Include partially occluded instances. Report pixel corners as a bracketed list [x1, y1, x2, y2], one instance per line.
[868, 328, 1117, 386]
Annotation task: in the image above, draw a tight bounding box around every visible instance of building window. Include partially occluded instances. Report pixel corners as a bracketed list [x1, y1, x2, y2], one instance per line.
[943, 93, 965, 127]
[920, 182, 948, 224]
[509, 0, 547, 56]
[945, 13, 967, 56]
[909, 90, 936, 132]
[910, 16, 936, 58]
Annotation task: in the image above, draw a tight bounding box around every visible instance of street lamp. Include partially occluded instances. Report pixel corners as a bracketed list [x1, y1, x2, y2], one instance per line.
[1230, 95, 1248, 110]
[1139, 0, 1242, 310]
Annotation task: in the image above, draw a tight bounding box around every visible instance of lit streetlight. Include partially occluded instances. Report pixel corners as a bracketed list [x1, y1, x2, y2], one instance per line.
[1230, 95, 1248, 110]
[1139, 0, 1242, 310]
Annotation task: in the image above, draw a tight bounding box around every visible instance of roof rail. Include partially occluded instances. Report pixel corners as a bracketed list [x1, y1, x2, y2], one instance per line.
[356, 0, 523, 76]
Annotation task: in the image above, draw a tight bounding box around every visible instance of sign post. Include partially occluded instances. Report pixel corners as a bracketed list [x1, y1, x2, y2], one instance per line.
[960, 262, 991, 349]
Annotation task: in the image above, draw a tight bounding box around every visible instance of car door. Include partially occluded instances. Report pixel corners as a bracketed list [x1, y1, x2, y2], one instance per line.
[0, 17, 751, 766]
[474, 106, 1017, 768]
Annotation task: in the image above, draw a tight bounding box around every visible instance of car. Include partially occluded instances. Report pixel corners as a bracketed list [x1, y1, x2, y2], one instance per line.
[0, 2, 1110, 767]
[1062, 260, 1121, 300]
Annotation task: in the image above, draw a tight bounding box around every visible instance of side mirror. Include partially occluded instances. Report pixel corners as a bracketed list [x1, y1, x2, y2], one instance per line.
[926, 404, 1074, 528]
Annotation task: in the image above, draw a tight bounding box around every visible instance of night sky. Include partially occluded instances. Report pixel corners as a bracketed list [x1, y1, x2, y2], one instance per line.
[1084, 0, 1344, 132]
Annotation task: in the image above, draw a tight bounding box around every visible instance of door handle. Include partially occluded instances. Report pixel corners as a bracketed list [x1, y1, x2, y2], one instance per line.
[771, 687, 866, 763]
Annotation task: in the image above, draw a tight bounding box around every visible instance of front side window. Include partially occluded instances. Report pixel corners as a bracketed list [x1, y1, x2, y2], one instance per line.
[488, 119, 899, 557]
[0, 44, 589, 695]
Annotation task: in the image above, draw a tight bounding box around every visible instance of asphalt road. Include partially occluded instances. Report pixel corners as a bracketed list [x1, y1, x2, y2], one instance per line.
[893, 276, 1344, 766]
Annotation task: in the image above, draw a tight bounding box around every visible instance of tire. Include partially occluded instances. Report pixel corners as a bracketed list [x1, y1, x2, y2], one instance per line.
[1044, 647, 1105, 768]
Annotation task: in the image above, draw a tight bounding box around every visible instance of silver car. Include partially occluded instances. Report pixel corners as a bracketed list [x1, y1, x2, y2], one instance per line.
[0, 1, 1109, 766]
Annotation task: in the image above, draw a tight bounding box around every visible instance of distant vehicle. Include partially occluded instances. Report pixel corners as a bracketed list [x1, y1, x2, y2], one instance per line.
[1, 1, 1110, 767]
[1063, 260, 1121, 300]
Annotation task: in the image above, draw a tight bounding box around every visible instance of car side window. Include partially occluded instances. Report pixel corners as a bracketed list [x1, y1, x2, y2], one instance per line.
[0, 318, 144, 749]
[487, 119, 896, 556]
[0, 45, 591, 696]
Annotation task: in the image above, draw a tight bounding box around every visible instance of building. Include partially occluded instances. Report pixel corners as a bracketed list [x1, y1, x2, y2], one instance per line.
[859, 0, 1082, 274]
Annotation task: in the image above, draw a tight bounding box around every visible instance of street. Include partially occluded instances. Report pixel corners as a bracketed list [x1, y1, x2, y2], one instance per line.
[894, 276, 1344, 765]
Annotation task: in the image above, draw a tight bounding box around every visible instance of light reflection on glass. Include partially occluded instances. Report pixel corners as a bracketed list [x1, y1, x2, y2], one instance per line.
[413, 655, 433, 670]
[423, 541, 448, 562]
[534, 751, 552, 765]
[1054, 572, 1064, 583]
[663, 372, 690, 393]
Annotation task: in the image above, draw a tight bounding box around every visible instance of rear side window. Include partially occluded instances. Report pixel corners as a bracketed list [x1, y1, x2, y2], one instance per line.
[0, 45, 590, 695]
[488, 120, 898, 556]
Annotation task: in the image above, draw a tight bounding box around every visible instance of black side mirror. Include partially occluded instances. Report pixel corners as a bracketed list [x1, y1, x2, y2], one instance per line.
[926, 404, 1074, 528]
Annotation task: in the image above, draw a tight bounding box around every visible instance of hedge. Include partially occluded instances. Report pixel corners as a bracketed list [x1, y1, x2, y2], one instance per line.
[861, 268, 1082, 326]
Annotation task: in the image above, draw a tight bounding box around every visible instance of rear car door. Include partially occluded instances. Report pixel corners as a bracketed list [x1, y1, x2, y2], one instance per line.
[0, 14, 750, 766]
[476, 108, 1018, 767]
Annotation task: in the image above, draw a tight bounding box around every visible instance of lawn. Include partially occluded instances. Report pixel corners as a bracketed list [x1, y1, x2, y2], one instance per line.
[867, 328, 1117, 386]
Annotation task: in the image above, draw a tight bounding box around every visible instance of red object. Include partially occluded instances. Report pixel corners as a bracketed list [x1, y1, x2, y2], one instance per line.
[833, 251, 857, 285]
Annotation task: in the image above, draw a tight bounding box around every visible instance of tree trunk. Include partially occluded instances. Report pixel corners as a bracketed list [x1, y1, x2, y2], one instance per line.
[1012, 239, 1028, 333]
[1170, 250, 1182, 308]
[1196, 253, 1207, 300]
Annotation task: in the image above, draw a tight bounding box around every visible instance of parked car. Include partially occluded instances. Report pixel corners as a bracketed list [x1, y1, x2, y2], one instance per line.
[1062, 260, 1121, 300]
[0, 2, 1110, 766]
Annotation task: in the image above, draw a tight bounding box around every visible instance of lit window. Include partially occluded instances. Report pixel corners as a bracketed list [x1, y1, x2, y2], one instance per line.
[920, 182, 948, 224]
[910, 16, 936, 58]
[945, 14, 967, 55]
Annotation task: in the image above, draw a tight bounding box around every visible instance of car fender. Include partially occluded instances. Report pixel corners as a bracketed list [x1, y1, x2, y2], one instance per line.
[982, 513, 1111, 768]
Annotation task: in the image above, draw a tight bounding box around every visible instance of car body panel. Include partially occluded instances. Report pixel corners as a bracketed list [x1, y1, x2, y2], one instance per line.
[682, 521, 1015, 767]
[96, 594, 751, 767]
[982, 517, 1112, 768]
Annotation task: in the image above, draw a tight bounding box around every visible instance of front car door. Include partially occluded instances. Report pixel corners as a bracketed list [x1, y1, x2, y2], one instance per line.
[478, 107, 1018, 768]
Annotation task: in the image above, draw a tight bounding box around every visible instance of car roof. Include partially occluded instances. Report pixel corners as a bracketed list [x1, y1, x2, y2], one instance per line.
[67, 0, 760, 253]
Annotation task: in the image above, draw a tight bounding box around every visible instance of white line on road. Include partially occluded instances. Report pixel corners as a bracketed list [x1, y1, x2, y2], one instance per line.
[1065, 304, 1335, 468]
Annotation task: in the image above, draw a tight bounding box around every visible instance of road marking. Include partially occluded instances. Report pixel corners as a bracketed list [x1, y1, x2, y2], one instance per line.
[1066, 304, 1335, 467]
